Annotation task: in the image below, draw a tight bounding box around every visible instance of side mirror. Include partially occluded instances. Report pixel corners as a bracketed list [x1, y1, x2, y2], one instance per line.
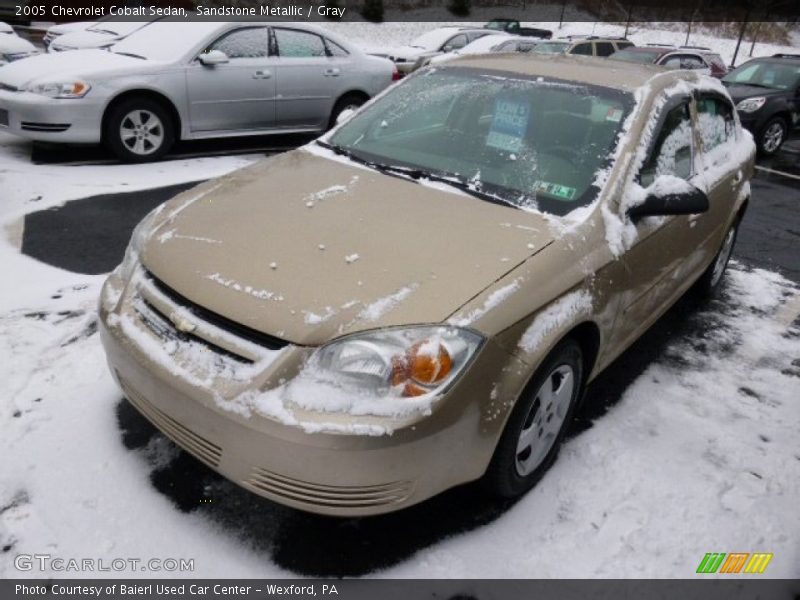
[335, 107, 356, 125]
[198, 50, 229, 66]
[442, 44, 455, 53]
[627, 178, 709, 219]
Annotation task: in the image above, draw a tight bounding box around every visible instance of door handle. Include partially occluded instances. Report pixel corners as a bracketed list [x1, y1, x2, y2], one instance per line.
[732, 170, 743, 185]
[324, 68, 340, 77]
[252, 70, 272, 79]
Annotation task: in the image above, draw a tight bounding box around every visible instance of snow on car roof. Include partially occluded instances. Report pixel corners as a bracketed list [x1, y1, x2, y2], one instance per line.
[450, 53, 679, 91]
[109, 21, 226, 61]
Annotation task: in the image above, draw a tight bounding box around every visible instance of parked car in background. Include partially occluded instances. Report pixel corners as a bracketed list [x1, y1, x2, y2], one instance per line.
[427, 33, 516, 65]
[490, 36, 543, 54]
[0, 21, 38, 65]
[484, 18, 552, 39]
[533, 36, 633, 57]
[0, 22, 395, 161]
[722, 54, 800, 156]
[375, 27, 505, 75]
[43, 21, 93, 49]
[100, 55, 753, 516]
[49, 19, 156, 52]
[610, 45, 728, 78]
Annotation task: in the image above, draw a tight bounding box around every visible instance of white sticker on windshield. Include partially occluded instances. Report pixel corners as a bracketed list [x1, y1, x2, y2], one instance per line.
[487, 98, 531, 152]
[606, 107, 623, 122]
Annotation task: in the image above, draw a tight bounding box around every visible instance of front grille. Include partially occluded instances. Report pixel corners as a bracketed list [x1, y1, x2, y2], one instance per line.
[21, 122, 71, 132]
[145, 271, 289, 351]
[119, 375, 223, 468]
[245, 467, 413, 509]
[135, 295, 253, 364]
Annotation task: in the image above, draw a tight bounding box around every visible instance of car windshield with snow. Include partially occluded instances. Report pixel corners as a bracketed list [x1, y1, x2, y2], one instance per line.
[327, 67, 634, 216]
[99, 54, 755, 517]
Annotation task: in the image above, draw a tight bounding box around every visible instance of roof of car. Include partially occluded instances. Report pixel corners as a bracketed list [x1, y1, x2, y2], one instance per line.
[448, 53, 679, 92]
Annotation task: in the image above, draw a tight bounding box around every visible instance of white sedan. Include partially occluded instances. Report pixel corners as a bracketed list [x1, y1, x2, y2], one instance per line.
[427, 33, 522, 65]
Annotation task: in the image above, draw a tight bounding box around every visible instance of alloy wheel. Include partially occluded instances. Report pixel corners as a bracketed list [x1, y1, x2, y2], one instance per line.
[119, 109, 165, 156]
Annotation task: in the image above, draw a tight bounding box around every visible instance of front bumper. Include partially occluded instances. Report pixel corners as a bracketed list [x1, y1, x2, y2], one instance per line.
[0, 88, 104, 143]
[99, 271, 524, 516]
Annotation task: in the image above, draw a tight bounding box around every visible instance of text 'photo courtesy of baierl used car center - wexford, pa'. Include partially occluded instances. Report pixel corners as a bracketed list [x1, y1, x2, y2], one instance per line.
[0, 0, 799, 598]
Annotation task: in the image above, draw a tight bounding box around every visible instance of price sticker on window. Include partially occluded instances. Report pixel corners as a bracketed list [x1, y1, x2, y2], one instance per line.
[487, 98, 531, 152]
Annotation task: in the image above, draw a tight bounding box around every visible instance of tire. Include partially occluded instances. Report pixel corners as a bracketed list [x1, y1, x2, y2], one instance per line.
[104, 97, 175, 163]
[483, 338, 584, 498]
[756, 117, 787, 157]
[328, 93, 367, 129]
[695, 217, 740, 297]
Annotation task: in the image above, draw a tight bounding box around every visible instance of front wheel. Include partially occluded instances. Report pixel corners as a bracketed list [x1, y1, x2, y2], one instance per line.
[483, 338, 584, 498]
[757, 117, 787, 157]
[104, 98, 175, 163]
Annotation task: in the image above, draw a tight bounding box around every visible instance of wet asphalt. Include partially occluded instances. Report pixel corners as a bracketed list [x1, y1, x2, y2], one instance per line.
[16, 133, 800, 576]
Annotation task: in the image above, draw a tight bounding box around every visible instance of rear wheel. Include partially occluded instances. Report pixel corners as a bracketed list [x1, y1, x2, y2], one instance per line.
[104, 97, 175, 163]
[695, 218, 740, 297]
[757, 117, 787, 157]
[483, 339, 584, 498]
[328, 93, 367, 129]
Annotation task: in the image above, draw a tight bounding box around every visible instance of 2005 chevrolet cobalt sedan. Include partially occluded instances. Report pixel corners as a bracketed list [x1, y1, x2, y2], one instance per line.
[100, 55, 754, 515]
[0, 22, 394, 162]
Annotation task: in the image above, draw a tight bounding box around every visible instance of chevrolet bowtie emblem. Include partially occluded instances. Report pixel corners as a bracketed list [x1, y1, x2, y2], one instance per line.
[170, 312, 196, 333]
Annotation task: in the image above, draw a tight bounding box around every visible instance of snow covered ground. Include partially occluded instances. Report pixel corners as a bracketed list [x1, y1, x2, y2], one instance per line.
[1, 20, 799, 579]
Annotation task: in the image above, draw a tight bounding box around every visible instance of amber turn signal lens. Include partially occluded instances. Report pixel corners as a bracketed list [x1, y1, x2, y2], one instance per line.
[408, 341, 452, 385]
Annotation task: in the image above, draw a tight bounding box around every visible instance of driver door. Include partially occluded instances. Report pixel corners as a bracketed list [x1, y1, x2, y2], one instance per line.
[608, 96, 708, 351]
[185, 26, 277, 133]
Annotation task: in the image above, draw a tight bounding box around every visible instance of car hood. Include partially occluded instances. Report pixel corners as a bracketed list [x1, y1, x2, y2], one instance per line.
[0, 34, 36, 55]
[142, 148, 556, 346]
[723, 82, 785, 102]
[52, 30, 119, 50]
[0, 49, 153, 88]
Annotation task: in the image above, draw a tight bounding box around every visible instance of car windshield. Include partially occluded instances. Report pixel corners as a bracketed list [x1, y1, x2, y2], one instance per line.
[611, 49, 661, 63]
[723, 60, 800, 90]
[533, 41, 570, 54]
[327, 67, 633, 217]
[110, 22, 223, 61]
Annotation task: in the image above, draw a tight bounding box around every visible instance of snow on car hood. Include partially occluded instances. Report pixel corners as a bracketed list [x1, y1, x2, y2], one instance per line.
[0, 34, 36, 56]
[51, 29, 122, 50]
[0, 49, 152, 88]
[141, 149, 556, 346]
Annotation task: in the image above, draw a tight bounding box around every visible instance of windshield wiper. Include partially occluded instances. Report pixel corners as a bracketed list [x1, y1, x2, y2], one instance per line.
[112, 51, 146, 60]
[315, 141, 516, 208]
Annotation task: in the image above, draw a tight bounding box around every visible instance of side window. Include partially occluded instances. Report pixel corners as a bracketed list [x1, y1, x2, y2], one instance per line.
[325, 38, 349, 57]
[520, 42, 537, 53]
[696, 96, 735, 153]
[616, 41, 634, 50]
[274, 28, 326, 58]
[209, 27, 271, 59]
[595, 42, 616, 57]
[640, 102, 694, 187]
[662, 56, 682, 68]
[443, 34, 468, 51]
[571, 43, 593, 56]
[682, 55, 707, 70]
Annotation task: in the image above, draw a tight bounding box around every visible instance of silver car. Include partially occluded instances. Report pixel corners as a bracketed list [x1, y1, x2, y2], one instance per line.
[0, 22, 395, 162]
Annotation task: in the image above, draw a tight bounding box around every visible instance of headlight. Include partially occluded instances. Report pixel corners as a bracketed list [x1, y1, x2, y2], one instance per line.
[287, 326, 483, 418]
[117, 207, 161, 281]
[26, 80, 91, 98]
[736, 96, 766, 113]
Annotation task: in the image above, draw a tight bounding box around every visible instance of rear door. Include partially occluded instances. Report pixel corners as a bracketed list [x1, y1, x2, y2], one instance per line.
[185, 26, 277, 133]
[273, 27, 343, 130]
